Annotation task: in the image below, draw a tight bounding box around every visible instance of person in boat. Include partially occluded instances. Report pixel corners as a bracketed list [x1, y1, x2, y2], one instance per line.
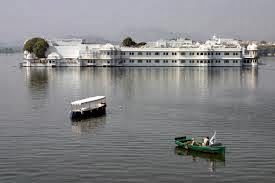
[191, 138, 195, 145]
[191, 138, 198, 146]
[202, 136, 210, 146]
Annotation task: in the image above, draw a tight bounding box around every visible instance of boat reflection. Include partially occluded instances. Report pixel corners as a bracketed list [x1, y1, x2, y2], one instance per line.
[174, 147, 225, 173]
[71, 115, 106, 134]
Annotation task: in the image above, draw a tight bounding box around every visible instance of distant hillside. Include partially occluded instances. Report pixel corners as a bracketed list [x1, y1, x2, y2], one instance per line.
[0, 44, 21, 53]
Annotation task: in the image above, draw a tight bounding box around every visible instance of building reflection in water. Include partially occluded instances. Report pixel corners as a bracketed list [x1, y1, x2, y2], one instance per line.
[22, 67, 52, 98]
[23, 67, 258, 97]
[174, 147, 225, 173]
[241, 67, 258, 89]
[71, 116, 106, 135]
[22, 66, 259, 112]
[22, 67, 54, 110]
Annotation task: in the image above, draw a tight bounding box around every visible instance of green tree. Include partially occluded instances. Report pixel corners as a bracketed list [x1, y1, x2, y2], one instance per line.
[33, 39, 49, 58]
[122, 37, 136, 47]
[23, 37, 49, 58]
[136, 42, 146, 47]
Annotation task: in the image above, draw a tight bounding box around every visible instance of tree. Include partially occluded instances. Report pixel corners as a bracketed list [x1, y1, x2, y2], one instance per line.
[260, 40, 267, 45]
[122, 37, 136, 47]
[136, 42, 146, 47]
[23, 37, 49, 58]
[33, 39, 49, 58]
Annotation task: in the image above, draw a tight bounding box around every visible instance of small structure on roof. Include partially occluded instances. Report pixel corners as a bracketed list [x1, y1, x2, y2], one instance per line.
[70, 96, 106, 119]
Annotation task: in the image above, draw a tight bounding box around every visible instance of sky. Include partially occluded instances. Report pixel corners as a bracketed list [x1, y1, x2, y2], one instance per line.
[1, 0, 275, 45]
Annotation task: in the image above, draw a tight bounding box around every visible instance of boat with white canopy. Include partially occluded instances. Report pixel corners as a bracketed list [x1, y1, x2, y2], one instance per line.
[70, 96, 106, 119]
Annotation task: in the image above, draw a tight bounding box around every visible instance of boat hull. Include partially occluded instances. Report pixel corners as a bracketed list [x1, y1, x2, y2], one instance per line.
[70, 105, 106, 119]
[175, 136, 225, 154]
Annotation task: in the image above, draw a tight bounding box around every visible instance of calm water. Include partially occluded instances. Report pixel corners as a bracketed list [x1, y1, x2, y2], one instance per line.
[1, 54, 275, 183]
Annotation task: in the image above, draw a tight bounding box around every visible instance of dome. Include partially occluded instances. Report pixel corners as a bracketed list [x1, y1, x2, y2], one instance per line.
[23, 50, 29, 55]
[247, 44, 258, 50]
[47, 52, 61, 59]
[26, 53, 35, 59]
[100, 43, 115, 50]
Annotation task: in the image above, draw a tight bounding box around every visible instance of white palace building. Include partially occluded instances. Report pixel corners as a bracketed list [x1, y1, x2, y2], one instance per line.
[22, 35, 259, 67]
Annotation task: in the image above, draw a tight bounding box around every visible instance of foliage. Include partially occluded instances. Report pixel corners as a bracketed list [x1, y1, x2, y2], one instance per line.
[33, 40, 49, 58]
[136, 42, 147, 47]
[122, 37, 146, 47]
[23, 37, 49, 58]
[122, 37, 136, 47]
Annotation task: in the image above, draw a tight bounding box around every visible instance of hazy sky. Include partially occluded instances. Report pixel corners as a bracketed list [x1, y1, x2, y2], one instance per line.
[1, 0, 275, 44]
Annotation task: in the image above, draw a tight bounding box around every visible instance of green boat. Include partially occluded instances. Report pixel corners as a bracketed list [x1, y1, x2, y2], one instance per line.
[175, 136, 225, 154]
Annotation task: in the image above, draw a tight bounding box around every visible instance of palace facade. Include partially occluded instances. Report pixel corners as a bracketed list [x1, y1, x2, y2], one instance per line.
[22, 36, 259, 67]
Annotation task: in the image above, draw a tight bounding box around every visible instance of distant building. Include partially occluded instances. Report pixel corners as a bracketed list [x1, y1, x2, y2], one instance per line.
[21, 36, 259, 67]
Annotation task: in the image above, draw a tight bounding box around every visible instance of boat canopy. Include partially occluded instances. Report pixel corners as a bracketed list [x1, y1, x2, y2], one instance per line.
[71, 96, 105, 106]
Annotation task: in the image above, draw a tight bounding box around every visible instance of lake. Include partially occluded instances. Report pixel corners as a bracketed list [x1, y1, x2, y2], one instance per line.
[1, 54, 275, 182]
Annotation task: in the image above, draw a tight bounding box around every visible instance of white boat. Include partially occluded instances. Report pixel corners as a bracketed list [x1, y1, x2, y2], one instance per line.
[70, 96, 106, 119]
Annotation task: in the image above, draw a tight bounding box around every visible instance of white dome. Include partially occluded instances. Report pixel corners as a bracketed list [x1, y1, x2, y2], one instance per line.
[101, 43, 115, 50]
[26, 53, 35, 59]
[247, 44, 258, 50]
[47, 52, 61, 59]
[24, 50, 29, 55]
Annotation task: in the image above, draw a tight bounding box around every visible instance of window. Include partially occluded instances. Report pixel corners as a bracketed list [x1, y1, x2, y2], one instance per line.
[225, 60, 229, 63]
[155, 52, 159, 55]
[107, 52, 110, 55]
[129, 52, 134, 55]
[146, 60, 151, 63]
[163, 60, 168, 63]
[138, 52, 142, 55]
[197, 60, 199, 63]
[204, 60, 207, 63]
[172, 52, 177, 55]
[146, 52, 151, 55]
[189, 52, 194, 55]
[200, 53, 203, 55]
[181, 60, 185, 63]
[200, 61, 203, 63]
[224, 52, 230, 55]
[155, 60, 160, 63]
[197, 52, 199, 55]
[138, 60, 142, 63]
[181, 52, 186, 55]
[163, 52, 168, 55]
[130, 60, 134, 63]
